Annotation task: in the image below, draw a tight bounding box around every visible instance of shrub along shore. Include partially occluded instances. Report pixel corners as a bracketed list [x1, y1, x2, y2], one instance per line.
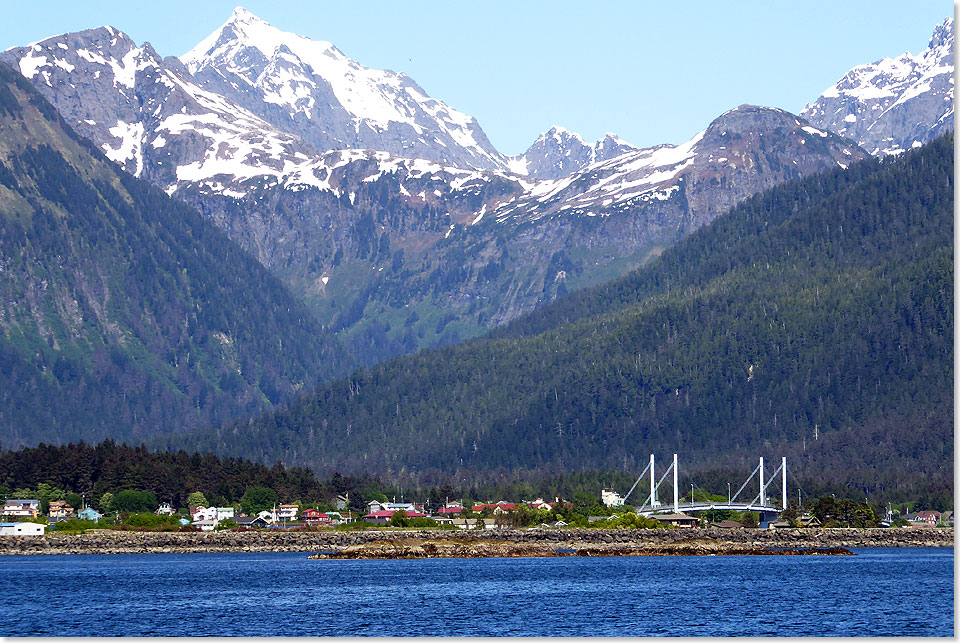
[0, 527, 950, 556]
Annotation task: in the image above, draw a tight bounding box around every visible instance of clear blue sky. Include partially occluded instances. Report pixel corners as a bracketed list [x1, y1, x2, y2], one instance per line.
[0, 1, 953, 154]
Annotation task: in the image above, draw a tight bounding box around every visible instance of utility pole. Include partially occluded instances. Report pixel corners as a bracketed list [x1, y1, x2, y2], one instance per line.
[727, 483, 731, 504]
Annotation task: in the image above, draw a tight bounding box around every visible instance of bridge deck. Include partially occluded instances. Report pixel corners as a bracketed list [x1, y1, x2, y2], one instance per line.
[637, 502, 781, 515]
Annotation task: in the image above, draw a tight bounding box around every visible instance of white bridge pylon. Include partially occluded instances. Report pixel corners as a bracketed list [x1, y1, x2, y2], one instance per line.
[629, 454, 789, 519]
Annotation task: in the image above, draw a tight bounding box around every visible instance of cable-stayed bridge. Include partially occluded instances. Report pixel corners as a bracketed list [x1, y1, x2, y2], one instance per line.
[612, 454, 789, 527]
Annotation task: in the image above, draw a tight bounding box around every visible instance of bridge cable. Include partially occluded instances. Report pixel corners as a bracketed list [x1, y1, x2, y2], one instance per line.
[729, 463, 761, 503]
[622, 460, 651, 503]
[651, 462, 675, 499]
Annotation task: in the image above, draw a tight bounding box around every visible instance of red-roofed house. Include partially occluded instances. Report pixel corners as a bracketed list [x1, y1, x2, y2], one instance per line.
[914, 510, 941, 526]
[301, 509, 331, 527]
[436, 507, 462, 516]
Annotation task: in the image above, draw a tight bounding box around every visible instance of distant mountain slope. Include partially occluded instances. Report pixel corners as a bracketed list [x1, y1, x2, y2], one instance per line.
[0, 62, 347, 449]
[801, 18, 953, 156]
[171, 135, 952, 498]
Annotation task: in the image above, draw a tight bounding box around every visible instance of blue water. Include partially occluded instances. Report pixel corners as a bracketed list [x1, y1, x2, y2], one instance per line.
[0, 548, 952, 636]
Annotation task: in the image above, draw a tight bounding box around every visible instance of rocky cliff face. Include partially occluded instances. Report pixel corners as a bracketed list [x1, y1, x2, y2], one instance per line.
[801, 18, 954, 156]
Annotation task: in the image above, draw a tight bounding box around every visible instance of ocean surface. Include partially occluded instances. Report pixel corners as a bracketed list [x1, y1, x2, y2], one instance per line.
[0, 547, 952, 637]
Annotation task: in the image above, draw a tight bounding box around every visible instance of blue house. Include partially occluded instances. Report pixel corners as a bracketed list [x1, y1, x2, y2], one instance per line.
[78, 507, 102, 522]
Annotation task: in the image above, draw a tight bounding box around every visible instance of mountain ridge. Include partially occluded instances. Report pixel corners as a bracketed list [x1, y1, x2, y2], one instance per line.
[801, 18, 954, 156]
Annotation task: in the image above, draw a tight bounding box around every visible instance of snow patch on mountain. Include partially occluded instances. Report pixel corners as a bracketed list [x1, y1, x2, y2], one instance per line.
[497, 130, 702, 221]
[103, 120, 145, 176]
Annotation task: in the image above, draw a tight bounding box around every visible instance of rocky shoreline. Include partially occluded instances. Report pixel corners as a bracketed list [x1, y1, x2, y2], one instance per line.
[0, 527, 950, 556]
[306, 537, 856, 559]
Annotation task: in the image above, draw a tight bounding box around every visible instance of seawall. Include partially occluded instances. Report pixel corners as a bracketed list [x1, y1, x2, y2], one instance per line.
[0, 527, 951, 556]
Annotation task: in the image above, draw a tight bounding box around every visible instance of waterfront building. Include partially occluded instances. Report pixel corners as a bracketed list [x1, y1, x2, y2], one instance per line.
[649, 513, 699, 528]
[471, 502, 518, 514]
[235, 516, 269, 529]
[0, 522, 46, 536]
[277, 504, 299, 522]
[78, 508, 102, 522]
[361, 509, 428, 525]
[1, 499, 40, 519]
[301, 509, 331, 527]
[155, 503, 176, 516]
[48, 501, 75, 519]
[601, 489, 625, 507]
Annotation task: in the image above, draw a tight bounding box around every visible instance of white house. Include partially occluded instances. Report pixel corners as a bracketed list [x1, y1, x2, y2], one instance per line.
[257, 510, 277, 524]
[366, 500, 417, 514]
[190, 506, 236, 525]
[601, 489, 625, 507]
[215, 507, 235, 520]
[2, 499, 40, 519]
[277, 504, 298, 522]
[191, 506, 219, 522]
[0, 522, 46, 536]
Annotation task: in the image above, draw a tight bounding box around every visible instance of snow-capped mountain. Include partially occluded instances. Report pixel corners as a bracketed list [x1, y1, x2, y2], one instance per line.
[495, 106, 864, 226]
[507, 127, 640, 179]
[0, 8, 873, 360]
[181, 7, 507, 172]
[490, 104, 867, 234]
[801, 18, 954, 156]
[0, 25, 319, 192]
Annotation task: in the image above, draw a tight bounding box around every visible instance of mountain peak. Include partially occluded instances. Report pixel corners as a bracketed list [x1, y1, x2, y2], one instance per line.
[229, 6, 262, 23]
[182, 6, 336, 72]
[180, 8, 507, 171]
[929, 17, 953, 50]
[800, 17, 953, 156]
[540, 126, 585, 144]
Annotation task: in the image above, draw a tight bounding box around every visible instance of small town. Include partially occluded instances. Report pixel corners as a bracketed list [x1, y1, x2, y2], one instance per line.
[0, 491, 953, 537]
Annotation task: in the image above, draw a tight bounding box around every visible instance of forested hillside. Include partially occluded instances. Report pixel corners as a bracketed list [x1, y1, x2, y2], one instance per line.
[171, 135, 953, 498]
[0, 63, 349, 449]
